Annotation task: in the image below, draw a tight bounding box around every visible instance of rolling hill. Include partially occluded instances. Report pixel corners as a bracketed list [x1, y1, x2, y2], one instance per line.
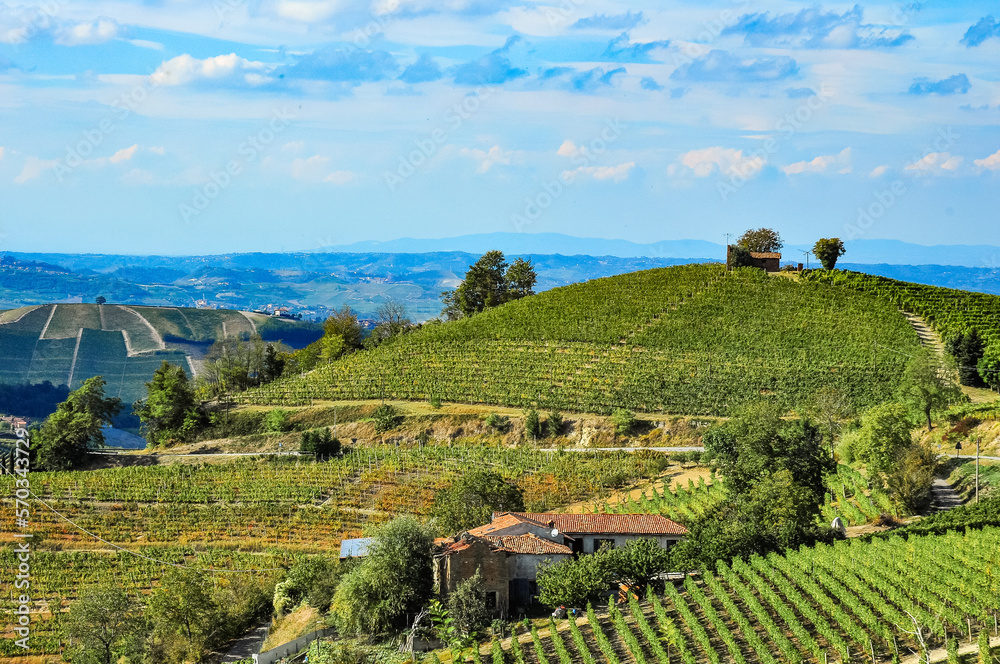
[0, 303, 320, 405]
[241, 264, 922, 415]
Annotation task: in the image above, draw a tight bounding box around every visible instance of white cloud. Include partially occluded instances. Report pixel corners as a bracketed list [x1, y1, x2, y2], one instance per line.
[55, 18, 120, 46]
[459, 145, 512, 173]
[291, 155, 355, 184]
[783, 147, 852, 175]
[128, 39, 164, 51]
[973, 149, 1000, 171]
[562, 162, 635, 183]
[868, 165, 888, 178]
[109, 144, 139, 163]
[14, 156, 57, 184]
[282, 141, 306, 153]
[150, 53, 272, 87]
[324, 170, 356, 185]
[275, 0, 340, 22]
[905, 152, 963, 175]
[0, 147, 4, 159]
[670, 147, 763, 178]
[557, 140, 583, 159]
[149, 146, 166, 155]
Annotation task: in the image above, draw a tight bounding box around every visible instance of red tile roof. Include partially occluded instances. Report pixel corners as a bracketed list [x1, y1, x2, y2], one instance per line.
[509, 513, 687, 536]
[488, 534, 572, 556]
[468, 513, 548, 537]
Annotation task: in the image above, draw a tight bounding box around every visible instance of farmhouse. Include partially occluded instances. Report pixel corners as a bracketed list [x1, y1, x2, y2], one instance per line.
[727, 246, 782, 272]
[434, 512, 686, 613]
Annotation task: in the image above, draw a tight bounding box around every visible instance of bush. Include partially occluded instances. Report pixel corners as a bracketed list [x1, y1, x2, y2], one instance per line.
[548, 410, 564, 436]
[300, 428, 341, 457]
[611, 409, 636, 436]
[430, 394, 442, 409]
[264, 408, 293, 433]
[484, 412, 510, 432]
[372, 404, 400, 433]
[524, 409, 542, 439]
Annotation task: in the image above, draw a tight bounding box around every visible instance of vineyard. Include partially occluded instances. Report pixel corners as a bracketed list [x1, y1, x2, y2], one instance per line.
[803, 270, 1000, 347]
[491, 526, 1000, 664]
[598, 463, 897, 528]
[240, 266, 920, 415]
[0, 447, 674, 656]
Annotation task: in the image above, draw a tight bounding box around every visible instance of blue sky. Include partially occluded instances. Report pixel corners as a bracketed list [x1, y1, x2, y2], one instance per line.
[0, 0, 998, 255]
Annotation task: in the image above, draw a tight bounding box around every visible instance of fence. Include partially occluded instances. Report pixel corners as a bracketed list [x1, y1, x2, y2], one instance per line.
[253, 628, 337, 664]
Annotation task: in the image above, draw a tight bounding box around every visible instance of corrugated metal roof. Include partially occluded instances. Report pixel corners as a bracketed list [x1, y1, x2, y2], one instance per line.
[339, 537, 374, 558]
[508, 513, 688, 535]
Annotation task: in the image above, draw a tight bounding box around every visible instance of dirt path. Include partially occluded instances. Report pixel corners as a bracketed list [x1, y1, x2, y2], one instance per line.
[211, 620, 269, 663]
[120, 305, 166, 351]
[902, 312, 945, 355]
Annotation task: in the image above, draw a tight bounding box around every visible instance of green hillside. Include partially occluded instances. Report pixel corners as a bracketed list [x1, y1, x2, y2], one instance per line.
[0, 303, 318, 405]
[241, 264, 921, 415]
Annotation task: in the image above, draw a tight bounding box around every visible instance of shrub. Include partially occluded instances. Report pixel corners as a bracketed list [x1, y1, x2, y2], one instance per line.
[264, 408, 293, 433]
[611, 409, 636, 436]
[484, 413, 510, 432]
[548, 410, 564, 436]
[524, 409, 542, 439]
[300, 428, 341, 457]
[372, 404, 400, 433]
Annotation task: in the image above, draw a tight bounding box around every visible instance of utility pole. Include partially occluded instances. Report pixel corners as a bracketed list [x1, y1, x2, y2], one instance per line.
[976, 437, 981, 503]
[801, 250, 812, 269]
[725, 233, 732, 270]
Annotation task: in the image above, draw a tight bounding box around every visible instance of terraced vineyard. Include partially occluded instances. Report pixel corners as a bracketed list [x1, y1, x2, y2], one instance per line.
[0, 446, 667, 656]
[242, 266, 920, 415]
[0, 303, 317, 403]
[503, 527, 1000, 664]
[803, 270, 1000, 346]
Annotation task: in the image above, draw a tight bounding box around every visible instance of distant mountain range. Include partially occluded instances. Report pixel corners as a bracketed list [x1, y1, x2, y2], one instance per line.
[320, 233, 1000, 268]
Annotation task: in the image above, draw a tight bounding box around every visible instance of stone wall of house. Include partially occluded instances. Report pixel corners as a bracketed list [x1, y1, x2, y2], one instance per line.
[578, 534, 683, 554]
[441, 540, 509, 612]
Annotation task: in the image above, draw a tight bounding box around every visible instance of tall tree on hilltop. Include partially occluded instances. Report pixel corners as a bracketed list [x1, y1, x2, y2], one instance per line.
[946, 329, 986, 387]
[34, 376, 123, 471]
[737, 228, 783, 253]
[441, 250, 537, 319]
[813, 238, 846, 269]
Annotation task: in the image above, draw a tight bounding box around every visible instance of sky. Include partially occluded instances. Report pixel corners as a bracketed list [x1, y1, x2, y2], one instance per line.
[0, 0, 998, 255]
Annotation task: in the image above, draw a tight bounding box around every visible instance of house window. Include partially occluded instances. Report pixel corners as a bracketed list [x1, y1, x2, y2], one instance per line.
[594, 538, 615, 552]
[485, 591, 498, 610]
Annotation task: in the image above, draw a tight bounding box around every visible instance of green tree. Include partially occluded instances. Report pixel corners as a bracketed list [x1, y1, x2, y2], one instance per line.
[979, 343, 1000, 391]
[264, 408, 292, 432]
[273, 556, 342, 616]
[505, 258, 537, 301]
[446, 569, 491, 639]
[372, 403, 400, 433]
[808, 385, 854, 458]
[548, 410, 564, 436]
[199, 333, 269, 395]
[849, 402, 914, 479]
[432, 469, 525, 535]
[95, 295, 107, 305]
[737, 228, 783, 253]
[300, 428, 341, 457]
[133, 361, 201, 447]
[886, 442, 938, 513]
[524, 408, 542, 439]
[35, 376, 123, 471]
[64, 581, 145, 664]
[148, 568, 217, 662]
[946, 329, 986, 387]
[611, 408, 636, 436]
[442, 251, 538, 319]
[537, 549, 613, 608]
[323, 305, 363, 350]
[727, 245, 754, 269]
[812, 238, 846, 270]
[899, 349, 964, 430]
[331, 516, 435, 635]
[262, 343, 286, 382]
